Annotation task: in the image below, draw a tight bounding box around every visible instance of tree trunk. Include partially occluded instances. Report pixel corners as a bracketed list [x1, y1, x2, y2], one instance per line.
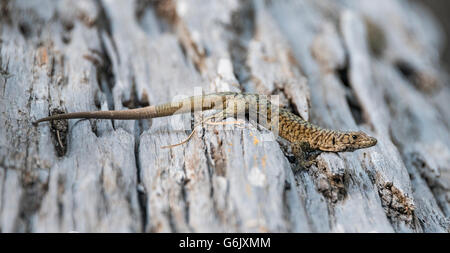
[0, 0, 449, 232]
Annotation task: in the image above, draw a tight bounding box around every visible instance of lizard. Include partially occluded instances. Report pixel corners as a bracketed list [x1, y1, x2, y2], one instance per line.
[34, 92, 377, 168]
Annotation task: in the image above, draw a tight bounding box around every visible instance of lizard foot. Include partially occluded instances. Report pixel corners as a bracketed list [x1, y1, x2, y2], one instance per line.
[161, 110, 226, 149]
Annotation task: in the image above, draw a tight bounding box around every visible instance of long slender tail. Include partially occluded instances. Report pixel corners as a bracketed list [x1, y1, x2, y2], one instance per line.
[33, 107, 157, 124]
[33, 92, 232, 125]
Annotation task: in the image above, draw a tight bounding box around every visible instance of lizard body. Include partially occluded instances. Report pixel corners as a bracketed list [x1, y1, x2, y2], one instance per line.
[34, 92, 377, 160]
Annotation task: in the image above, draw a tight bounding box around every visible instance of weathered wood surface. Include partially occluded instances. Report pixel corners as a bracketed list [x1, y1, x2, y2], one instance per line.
[0, 0, 449, 232]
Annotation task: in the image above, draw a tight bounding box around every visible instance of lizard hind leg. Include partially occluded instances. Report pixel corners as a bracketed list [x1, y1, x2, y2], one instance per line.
[160, 110, 227, 149]
[203, 110, 245, 128]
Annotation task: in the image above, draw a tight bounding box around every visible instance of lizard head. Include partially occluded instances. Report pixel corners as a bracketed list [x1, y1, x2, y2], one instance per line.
[319, 131, 377, 152]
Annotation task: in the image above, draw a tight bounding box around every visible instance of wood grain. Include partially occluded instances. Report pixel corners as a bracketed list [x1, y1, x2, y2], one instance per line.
[0, 0, 448, 232]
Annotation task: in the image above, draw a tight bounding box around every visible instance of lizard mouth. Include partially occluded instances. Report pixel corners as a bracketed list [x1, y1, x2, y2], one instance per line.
[354, 137, 377, 150]
[363, 137, 378, 148]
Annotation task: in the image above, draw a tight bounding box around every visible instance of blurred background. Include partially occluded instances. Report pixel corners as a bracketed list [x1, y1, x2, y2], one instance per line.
[416, 0, 450, 74]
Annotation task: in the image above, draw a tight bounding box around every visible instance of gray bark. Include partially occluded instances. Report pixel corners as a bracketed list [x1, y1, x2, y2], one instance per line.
[0, 0, 449, 232]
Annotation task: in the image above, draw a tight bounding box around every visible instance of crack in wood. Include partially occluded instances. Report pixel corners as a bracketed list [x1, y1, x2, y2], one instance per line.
[228, 0, 255, 89]
[1, 0, 449, 233]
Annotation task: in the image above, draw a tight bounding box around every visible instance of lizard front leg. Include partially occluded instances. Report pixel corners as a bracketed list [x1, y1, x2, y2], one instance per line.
[291, 142, 322, 172]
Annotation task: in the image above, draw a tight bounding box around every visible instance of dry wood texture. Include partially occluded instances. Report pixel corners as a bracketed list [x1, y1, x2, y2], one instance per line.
[0, 0, 449, 232]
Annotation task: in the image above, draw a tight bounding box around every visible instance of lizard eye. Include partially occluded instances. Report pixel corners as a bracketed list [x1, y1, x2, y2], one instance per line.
[352, 135, 357, 139]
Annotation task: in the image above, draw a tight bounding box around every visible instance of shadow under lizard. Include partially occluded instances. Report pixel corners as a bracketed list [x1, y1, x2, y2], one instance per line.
[34, 92, 377, 169]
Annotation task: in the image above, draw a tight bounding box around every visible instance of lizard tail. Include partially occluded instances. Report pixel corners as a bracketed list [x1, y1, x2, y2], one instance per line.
[33, 107, 158, 125]
[33, 92, 231, 125]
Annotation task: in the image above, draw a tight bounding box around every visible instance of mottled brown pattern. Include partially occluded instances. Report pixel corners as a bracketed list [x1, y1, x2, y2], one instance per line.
[34, 92, 377, 154]
[275, 105, 377, 152]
